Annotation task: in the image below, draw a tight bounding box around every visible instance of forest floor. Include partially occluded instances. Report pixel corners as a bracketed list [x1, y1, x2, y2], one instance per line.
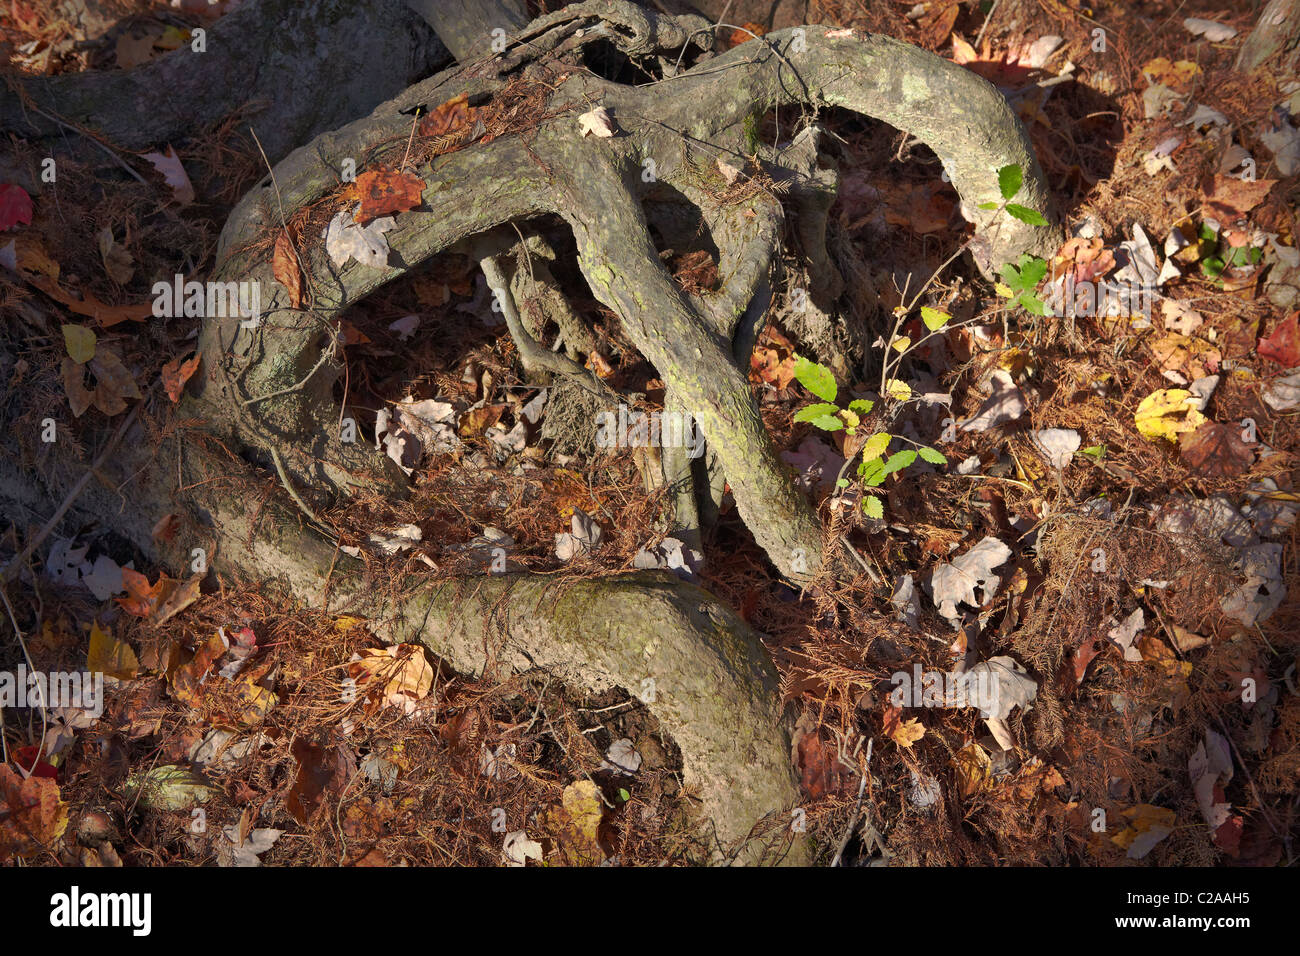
[0, 0, 1296, 867]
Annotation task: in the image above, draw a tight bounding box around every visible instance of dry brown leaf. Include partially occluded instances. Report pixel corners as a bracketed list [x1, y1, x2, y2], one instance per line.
[0, 766, 69, 861]
[1203, 175, 1276, 223]
[272, 230, 302, 308]
[1179, 421, 1255, 477]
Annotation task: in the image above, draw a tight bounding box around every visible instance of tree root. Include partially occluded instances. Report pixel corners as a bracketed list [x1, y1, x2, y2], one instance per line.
[0, 420, 807, 865]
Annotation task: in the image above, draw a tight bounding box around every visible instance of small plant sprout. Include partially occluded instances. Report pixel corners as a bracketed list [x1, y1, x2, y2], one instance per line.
[792, 354, 946, 518]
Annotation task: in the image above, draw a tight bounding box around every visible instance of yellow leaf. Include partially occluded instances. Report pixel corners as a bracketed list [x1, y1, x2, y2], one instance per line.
[884, 379, 912, 401]
[1110, 804, 1176, 856]
[883, 705, 925, 747]
[890, 335, 911, 353]
[543, 780, 606, 865]
[860, 431, 890, 461]
[954, 741, 991, 797]
[62, 324, 96, 364]
[334, 616, 367, 633]
[87, 620, 138, 680]
[1134, 388, 1206, 442]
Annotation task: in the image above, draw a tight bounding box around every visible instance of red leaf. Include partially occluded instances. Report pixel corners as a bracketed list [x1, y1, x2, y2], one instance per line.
[0, 184, 33, 231]
[1259, 312, 1300, 368]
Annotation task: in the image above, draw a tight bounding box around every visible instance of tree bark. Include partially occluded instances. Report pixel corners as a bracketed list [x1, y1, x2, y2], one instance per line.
[1237, 0, 1300, 72]
[0, 0, 451, 167]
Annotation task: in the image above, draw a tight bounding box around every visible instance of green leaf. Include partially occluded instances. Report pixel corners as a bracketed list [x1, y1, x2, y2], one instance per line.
[619, 788, 631, 802]
[997, 164, 1023, 200]
[848, 398, 875, 416]
[863, 496, 884, 519]
[999, 263, 1024, 291]
[1201, 256, 1225, 278]
[918, 446, 947, 465]
[977, 201, 1000, 211]
[793, 402, 841, 424]
[1018, 292, 1048, 316]
[1006, 203, 1048, 227]
[1079, 444, 1106, 460]
[920, 306, 950, 332]
[809, 414, 843, 431]
[882, 450, 917, 476]
[858, 456, 886, 487]
[835, 478, 850, 488]
[793, 355, 837, 403]
[1018, 255, 1048, 287]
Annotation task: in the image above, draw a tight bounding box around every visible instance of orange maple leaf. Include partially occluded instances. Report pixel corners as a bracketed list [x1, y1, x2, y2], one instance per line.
[353, 165, 426, 225]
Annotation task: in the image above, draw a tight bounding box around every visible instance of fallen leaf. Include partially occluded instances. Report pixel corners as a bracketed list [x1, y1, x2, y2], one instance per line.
[96, 227, 134, 284]
[1140, 57, 1201, 92]
[1179, 421, 1255, 477]
[141, 147, 195, 205]
[1189, 729, 1240, 856]
[0, 183, 33, 231]
[458, 403, 506, 438]
[115, 29, 160, 68]
[287, 737, 354, 825]
[0, 766, 69, 861]
[960, 370, 1025, 431]
[502, 830, 544, 866]
[1107, 608, 1146, 662]
[1030, 428, 1080, 469]
[1204, 175, 1276, 223]
[347, 644, 434, 716]
[1259, 312, 1300, 368]
[883, 705, 925, 747]
[271, 231, 302, 308]
[325, 208, 395, 269]
[1111, 804, 1176, 859]
[1135, 388, 1207, 442]
[954, 741, 991, 797]
[87, 621, 138, 680]
[418, 92, 477, 140]
[577, 106, 616, 138]
[542, 780, 605, 865]
[1183, 18, 1237, 41]
[353, 165, 426, 225]
[160, 353, 200, 403]
[720, 21, 766, 48]
[218, 826, 283, 867]
[62, 324, 96, 364]
[1160, 299, 1203, 335]
[30, 275, 152, 327]
[929, 536, 1012, 623]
